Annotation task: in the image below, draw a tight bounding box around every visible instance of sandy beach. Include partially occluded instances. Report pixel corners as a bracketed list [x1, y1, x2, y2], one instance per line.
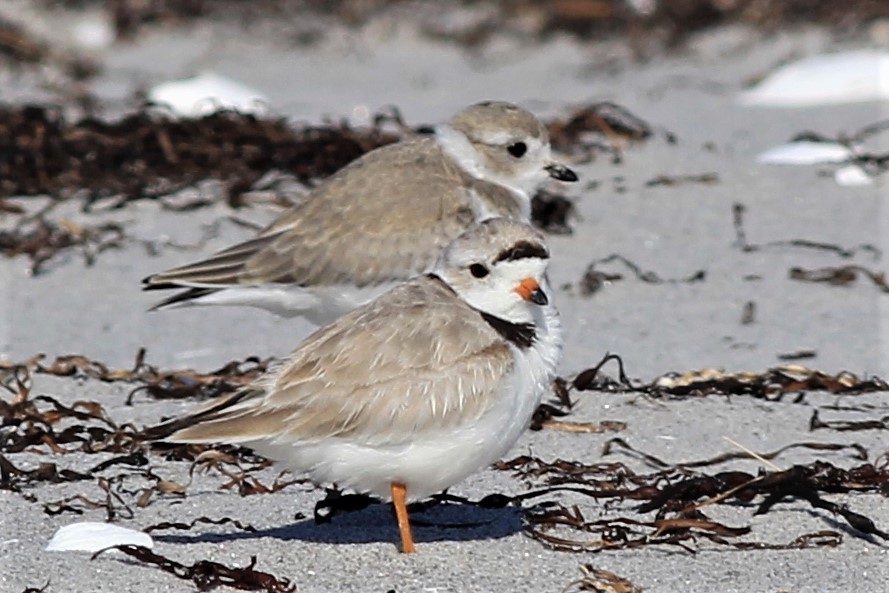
[1, 2, 887, 592]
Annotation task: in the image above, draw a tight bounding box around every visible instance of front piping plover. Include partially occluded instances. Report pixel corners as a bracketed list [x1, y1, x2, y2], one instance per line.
[142, 101, 576, 324]
[146, 218, 562, 553]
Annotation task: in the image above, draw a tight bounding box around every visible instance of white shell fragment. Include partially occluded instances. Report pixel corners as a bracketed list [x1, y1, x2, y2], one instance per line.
[740, 50, 889, 107]
[46, 522, 154, 553]
[148, 72, 268, 118]
[756, 141, 854, 166]
[834, 164, 874, 187]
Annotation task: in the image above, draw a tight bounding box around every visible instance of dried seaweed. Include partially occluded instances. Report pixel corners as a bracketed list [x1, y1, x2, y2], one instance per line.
[776, 349, 817, 361]
[304, 464, 878, 553]
[525, 505, 844, 553]
[547, 102, 657, 162]
[37, 1, 886, 53]
[645, 172, 718, 187]
[4, 349, 888, 558]
[565, 564, 642, 593]
[0, 101, 628, 267]
[540, 419, 627, 434]
[44, 476, 135, 520]
[0, 366, 149, 463]
[38, 460, 187, 517]
[0, 101, 608, 209]
[0, 106, 399, 203]
[0, 453, 91, 491]
[561, 354, 889, 400]
[569, 354, 636, 395]
[91, 545, 296, 593]
[603, 438, 869, 470]
[0, 378, 141, 455]
[810, 410, 889, 432]
[576, 268, 624, 297]
[531, 190, 575, 235]
[530, 402, 570, 431]
[0, 218, 126, 274]
[648, 365, 889, 399]
[498, 452, 889, 551]
[789, 265, 889, 293]
[0, 356, 296, 510]
[0, 17, 95, 78]
[5, 352, 886, 466]
[188, 449, 304, 496]
[752, 467, 888, 539]
[0, 349, 273, 404]
[576, 254, 706, 296]
[144, 516, 259, 534]
[531, 357, 633, 430]
[516, 0, 885, 47]
[740, 300, 756, 325]
[733, 203, 880, 259]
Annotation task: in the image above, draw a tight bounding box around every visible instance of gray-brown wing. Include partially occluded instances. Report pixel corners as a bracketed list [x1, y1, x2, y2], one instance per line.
[165, 277, 515, 447]
[144, 138, 477, 289]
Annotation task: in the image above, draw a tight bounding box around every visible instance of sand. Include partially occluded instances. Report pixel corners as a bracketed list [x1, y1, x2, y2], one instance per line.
[0, 4, 887, 592]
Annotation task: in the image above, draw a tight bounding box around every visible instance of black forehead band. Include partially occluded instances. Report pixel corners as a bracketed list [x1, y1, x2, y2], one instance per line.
[493, 240, 549, 263]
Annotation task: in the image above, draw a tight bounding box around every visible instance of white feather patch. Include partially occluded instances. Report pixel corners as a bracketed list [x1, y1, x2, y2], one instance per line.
[740, 50, 889, 107]
[46, 522, 153, 553]
[435, 124, 486, 179]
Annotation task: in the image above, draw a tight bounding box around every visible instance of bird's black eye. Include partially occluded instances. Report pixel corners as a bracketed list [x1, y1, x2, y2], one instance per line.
[507, 142, 527, 158]
[469, 263, 489, 278]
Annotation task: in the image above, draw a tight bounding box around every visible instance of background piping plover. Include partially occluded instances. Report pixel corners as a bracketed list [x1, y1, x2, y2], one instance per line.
[145, 218, 562, 553]
[142, 101, 576, 323]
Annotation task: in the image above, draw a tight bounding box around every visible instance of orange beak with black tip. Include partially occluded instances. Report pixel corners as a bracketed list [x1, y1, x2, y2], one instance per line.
[515, 278, 548, 305]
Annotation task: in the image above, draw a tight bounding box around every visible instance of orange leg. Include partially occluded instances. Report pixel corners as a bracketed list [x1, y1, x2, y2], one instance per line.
[390, 482, 416, 554]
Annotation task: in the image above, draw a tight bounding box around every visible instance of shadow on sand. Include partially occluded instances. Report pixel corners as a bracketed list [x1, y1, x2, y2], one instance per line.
[154, 499, 524, 548]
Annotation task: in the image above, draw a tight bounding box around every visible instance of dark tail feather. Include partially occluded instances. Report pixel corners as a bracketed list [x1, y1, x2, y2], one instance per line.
[147, 287, 220, 311]
[140, 232, 283, 289]
[139, 416, 191, 442]
[139, 389, 256, 442]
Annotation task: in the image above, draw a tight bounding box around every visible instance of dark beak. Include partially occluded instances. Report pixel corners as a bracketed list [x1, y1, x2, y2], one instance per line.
[530, 287, 548, 306]
[545, 162, 578, 182]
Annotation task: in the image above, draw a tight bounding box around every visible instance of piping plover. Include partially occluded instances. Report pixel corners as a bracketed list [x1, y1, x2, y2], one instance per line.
[142, 101, 577, 324]
[146, 218, 562, 553]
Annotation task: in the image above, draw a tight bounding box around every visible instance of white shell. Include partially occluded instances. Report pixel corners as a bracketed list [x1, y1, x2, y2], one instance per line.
[740, 50, 889, 107]
[834, 165, 874, 187]
[756, 141, 853, 165]
[46, 522, 153, 553]
[149, 72, 268, 118]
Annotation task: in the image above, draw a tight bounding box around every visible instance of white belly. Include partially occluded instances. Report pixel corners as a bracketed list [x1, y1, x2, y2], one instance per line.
[246, 297, 562, 500]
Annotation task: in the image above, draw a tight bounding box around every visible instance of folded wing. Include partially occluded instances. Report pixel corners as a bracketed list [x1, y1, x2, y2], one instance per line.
[149, 277, 514, 447]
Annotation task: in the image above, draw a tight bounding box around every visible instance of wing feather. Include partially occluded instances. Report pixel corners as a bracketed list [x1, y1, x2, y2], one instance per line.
[163, 277, 514, 447]
[143, 138, 477, 290]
